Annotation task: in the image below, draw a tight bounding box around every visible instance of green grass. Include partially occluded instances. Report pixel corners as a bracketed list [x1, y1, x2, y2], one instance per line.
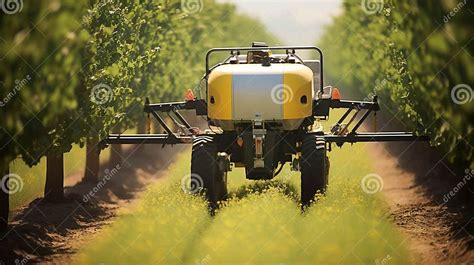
[7, 127, 143, 212]
[9, 144, 113, 211]
[76, 141, 411, 264]
[9, 145, 84, 210]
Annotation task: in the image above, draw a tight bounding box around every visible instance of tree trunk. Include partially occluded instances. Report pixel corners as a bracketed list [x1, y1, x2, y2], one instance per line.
[44, 153, 64, 202]
[109, 125, 123, 168]
[0, 162, 9, 233]
[83, 139, 100, 183]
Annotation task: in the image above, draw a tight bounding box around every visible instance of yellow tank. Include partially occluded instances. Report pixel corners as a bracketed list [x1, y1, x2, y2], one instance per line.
[207, 63, 313, 130]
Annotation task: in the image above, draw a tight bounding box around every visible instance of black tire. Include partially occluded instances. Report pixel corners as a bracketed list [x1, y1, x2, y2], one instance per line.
[215, 163, 228, 201]
[191, 136, 227, 208]
[300, 134, 329, 207]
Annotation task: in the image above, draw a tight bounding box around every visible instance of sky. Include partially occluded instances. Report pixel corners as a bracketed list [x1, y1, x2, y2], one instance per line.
[218, 0, 343, 45]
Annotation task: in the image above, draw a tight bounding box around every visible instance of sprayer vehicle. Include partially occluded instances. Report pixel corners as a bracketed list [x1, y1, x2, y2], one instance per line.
[101, 42, 428, 208]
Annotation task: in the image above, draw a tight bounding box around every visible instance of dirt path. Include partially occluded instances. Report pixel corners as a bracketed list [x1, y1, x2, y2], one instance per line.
[1, 138, 472, 264]
[370, 142, 473, 265]
[0, 145, 186, 264]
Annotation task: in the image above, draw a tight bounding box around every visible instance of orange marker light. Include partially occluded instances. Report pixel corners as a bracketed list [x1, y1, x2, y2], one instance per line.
[332, 87, 342, 100]
[185, 89, 195, 101]
[237, 137, 244, 147]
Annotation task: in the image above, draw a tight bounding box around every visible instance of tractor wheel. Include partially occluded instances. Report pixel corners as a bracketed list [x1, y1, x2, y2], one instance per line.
[300, 134, 329, 207]
[191, 136, 227, 209]
[215, 163, 228, 202]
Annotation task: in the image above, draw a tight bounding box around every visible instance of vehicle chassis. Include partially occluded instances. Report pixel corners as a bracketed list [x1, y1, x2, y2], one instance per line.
[100, 45, 428, 196]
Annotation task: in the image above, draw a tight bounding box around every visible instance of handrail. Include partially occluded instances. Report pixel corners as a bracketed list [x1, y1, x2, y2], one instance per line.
[205, 46, 324, 94]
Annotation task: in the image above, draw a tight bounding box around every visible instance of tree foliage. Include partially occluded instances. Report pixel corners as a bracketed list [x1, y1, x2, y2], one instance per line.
[0, 0, 89, 166]
[320, 0, 473, 169]
[0, 0, 278, 167]
[80, 0, 278, 142]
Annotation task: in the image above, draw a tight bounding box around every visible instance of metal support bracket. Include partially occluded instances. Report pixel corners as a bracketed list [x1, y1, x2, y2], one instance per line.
[99, 98, 207, 149]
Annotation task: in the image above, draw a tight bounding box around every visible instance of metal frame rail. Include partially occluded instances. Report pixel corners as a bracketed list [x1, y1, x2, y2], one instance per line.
[100, 96, 428, 149]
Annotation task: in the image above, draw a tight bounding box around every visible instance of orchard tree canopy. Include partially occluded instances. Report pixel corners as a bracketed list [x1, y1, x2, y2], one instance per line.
[320, 0, 473, 169]
[0, 0, 278, 167]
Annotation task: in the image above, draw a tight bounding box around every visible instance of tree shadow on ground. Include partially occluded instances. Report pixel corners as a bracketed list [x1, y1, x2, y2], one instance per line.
[375, 109, 473, 256]
[0, 144, 186, 264]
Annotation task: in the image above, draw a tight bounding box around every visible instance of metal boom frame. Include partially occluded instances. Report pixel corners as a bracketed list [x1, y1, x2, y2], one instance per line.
[100, 97, 428, 149]
[100, 44, 428, 148]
